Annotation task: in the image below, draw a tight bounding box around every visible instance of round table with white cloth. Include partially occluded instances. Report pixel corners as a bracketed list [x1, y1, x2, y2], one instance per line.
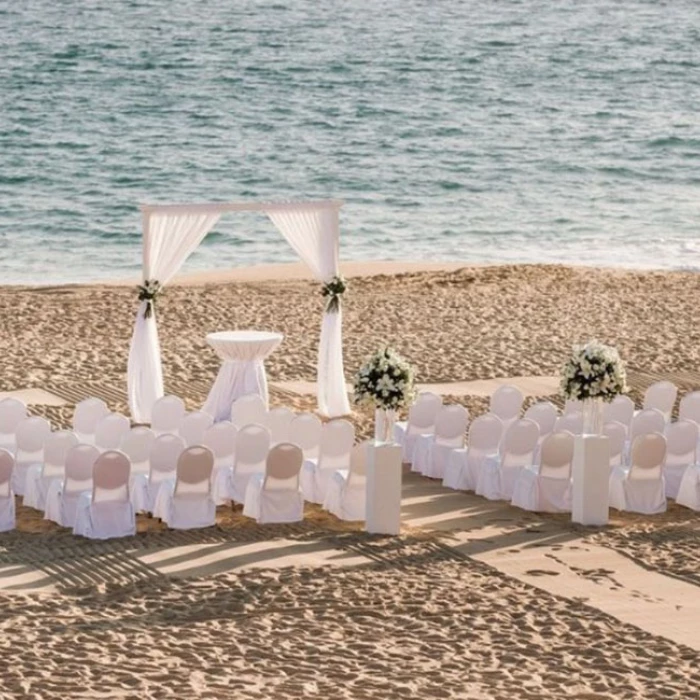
[202, 331, 283, 422]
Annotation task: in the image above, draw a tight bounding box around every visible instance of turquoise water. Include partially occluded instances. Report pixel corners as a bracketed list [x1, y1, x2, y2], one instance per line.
[2, 0, 700, 283]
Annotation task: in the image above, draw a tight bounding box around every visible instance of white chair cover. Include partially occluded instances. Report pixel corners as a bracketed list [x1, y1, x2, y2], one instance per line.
[524, 402, 558, 441]
[662, 419, 698, 498]
[393, 391, 442, 463]
[150, 395, 186, 437]
[0, 397, 27, 455]
[120, 426, 156, 475]
[511, 431, 574, 512]
[443, 414, 503, 491]
[131, 433, 186, 514]
[95, 413, 131, 453]
[227, 424, 271, 504]
[204, 421, 237, 505]
[179, 410, 214, 447]
[563, 399, 582, 415]
[413, 404, 468, 479]
[73, 450, 136, 539]
[604, 395, 635, 433]
[13, 416, 52, 496]
[264, 406, 295, 445]
[230, 394, 268, 429]
[73, 398, 110, 445]
[153, 445, 216, 529]
[602, 421, 627, 469]
[643, 381, 677, 422]
[323, 441, 368, 521]
[44, 444, 100, 527]
[24, 430, 78, 511]
[243, 442, 304, 523]
[477, 418, 539, 500]
[679, 391, 700, 425]
[676, 462, 700, 511]
[489, 385, 523, 432]
[554, 412, 583, 435]
[0, 449, 16, 532]
[300, 419, 355, 504]
[289, 412, 322, 460]
[610, 433, 667, 514]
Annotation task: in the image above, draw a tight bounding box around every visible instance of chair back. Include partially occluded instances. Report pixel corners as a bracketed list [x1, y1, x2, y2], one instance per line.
[95, 413, 130, 452]
[524, 402, 558, 438]
[202, 421, 237, 468]
[42, 430, 79, 479]
[149, 433, 186, 484]
[263, 442, 303, 491]
[174, 446, 214, 496]
[289, 412, 322, 460]
[629, 433, 666, 480]
[665, 419, 698, 467]
[119, 427, 156, 473]
[15, 416, 52, 463]
[0, 449, 14, 498]
[554, 412, 583, 436]
[643, 381, 677, 421]
[629, 408, 666, 443]
[0, 397, 27, 437]
[72, 398, 110, 441]
[564, 399, 582, 416]
[434, 405, 468, 447]
[538, 432, 574, 479]
[234, 424, 271, 475]
[230, 394, 267, 429]
[318, 419, 355, 470]
[602, 421, 627, 467]
[679, 391, 700, 424]
[346, 441, 369, 489]
[265, 406, 295, 444]
[501, 419, 539, 467]
[490, 385, 523, 423]
[603, 395, 635, 431]
[407, 392, 442, 433]
[179, 411, 214, 447]
[467, 414, 503, 456]
[64, 444, 100, 495]
[151, 395, 186, 436]
[92, 450, 131, 503]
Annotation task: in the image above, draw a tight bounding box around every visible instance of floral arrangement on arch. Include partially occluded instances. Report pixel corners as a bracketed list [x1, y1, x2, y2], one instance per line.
[560, 340, 627, 402]
[353, 347, 416, 411]
[321, 275, 347, 313]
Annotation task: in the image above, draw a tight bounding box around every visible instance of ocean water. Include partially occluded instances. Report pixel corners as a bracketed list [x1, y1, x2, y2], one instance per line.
[2, 0, 700, 284]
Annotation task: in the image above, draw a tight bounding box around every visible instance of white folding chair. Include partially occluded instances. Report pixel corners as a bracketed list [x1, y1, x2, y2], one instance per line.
[228, 424, 271, 504]
[0, 449, 15, 531]
[443, 413, 503, 491]
[119, 426, 156, 475]
[602, 421, 627, 470]
[300, 419, 355, 504]
[0, 397, 27, 454]
[13, 416, 52, 496]
[230, 394, 267, 429]
[524, 402, 558, 442]
[131, 433, 186, 514]
[44, 444, 100, 527]
[511, 431, 574, 512]
[264, 406, 295, 445]
[179, 411, 214, 447]
[323, 441, 368, 521]
[24, 430, 79, 511]
[95, 413, 130, 453]
[603, 395, 635, 434]
[73, 450, 135, 539]
[151, 395, 186, 437]
[489, 385, 523, 432]
[393, 391, 442, 463]
[564, 399, 582, 416]
[72, 398, 110, 445]
[554, 412, 583, 435]
[153, 445, 216, 529]
[643, 381, 677, 423]
[610, 433, 666, 514]
[243, 442, 305, 524]
[412, 404, 469, 479]
[288, 413, 322, 461]
[204, 421, 237, 505]
[662, 419, 698, 499]
[477, 418, 539, 500]
[679, 391, 700, 425]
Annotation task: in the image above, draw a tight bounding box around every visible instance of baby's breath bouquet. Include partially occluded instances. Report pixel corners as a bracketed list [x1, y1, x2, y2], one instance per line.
[561, 341, 627, 402]
[353, 347, 416, 412]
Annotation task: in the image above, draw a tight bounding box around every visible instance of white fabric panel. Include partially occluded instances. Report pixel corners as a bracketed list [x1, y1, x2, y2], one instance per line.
[128, 211, 221, 423]
[266, 206, 350, 417]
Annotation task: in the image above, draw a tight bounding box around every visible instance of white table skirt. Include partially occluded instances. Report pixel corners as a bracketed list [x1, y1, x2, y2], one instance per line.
[202, 330, 283, 422]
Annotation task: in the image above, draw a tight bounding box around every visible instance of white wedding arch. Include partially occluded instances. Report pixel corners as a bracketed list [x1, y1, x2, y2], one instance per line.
[127, 199, 351, 423]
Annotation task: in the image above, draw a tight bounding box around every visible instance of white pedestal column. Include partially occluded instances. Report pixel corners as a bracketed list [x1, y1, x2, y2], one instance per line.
[365, 442, 402, 535]
[572, 435, 610, 526]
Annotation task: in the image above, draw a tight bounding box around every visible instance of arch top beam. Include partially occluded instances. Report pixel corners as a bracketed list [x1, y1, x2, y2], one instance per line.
[140, 199, 344, 216]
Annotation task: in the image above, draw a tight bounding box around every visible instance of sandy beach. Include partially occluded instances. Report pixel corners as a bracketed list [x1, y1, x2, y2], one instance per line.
[1, 262, 700, 698]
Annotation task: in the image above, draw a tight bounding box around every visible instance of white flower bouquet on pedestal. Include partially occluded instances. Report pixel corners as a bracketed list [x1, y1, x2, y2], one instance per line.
[353, 347, 416, 443]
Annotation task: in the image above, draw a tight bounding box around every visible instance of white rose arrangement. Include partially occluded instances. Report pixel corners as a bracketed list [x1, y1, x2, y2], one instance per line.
[561, 340, 627, 402]
[353, 347, 416, 411]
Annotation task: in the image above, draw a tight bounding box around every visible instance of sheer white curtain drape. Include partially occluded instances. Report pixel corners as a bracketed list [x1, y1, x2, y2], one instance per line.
[266, 206, 350, 417]
[128, 211, 221, 422]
